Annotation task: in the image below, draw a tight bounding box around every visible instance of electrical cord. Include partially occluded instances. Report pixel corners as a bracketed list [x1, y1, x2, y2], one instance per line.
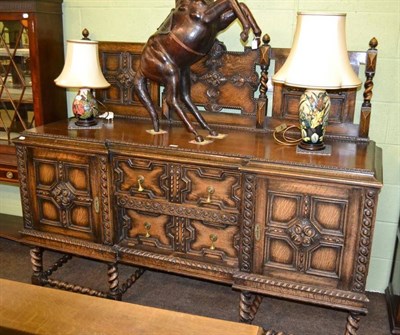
[273, 123, 302, 146]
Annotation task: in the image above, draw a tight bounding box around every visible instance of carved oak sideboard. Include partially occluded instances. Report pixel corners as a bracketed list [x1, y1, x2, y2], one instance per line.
[13, 38, 382, 335]
[14, 116, 382, 334]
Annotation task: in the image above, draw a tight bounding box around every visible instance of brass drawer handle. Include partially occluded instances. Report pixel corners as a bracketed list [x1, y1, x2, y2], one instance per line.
[144, 222, 152, 238]
[206, 186, 215, 203]
[209, 234, 218, 250]
[137, 175, 145, 192]
[6, 171, 14, 179]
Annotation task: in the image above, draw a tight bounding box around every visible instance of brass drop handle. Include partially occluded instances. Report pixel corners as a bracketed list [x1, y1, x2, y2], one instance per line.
[209, 234, 218, 250]
[144, 222, 151, 238]
[206, 186, 215, 203]
[6, 171, 14, 179]
[137, 175, 145, 192]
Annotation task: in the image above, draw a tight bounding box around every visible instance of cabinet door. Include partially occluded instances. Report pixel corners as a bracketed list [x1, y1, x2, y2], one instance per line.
[253, 177, 363, 291]
[25, 147, 111, 244]
[0, 16, 33, 142]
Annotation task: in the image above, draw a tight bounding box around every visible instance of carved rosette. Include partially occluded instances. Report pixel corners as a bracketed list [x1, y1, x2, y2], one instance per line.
[288, 218, 319, 249]
[240, 174, 256, 272]
[51, 182, 76, 209]
[352, 189, 378, 292]
[286, 195, 320, 253]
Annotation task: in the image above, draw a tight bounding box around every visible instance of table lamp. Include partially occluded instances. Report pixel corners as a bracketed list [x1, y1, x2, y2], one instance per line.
[55, 33, 110, 127]
[272, 12, 361, 151]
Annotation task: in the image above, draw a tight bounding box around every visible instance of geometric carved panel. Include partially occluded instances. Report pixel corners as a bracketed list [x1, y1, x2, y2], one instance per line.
[264, 187, 348, 281]
[36, 160, 57, 188]
[308, 245, 342, 278]
[181, 166, 241, 211]
[66, 164, 89, 191]
[266, 238, 295, 269]
[269, 194, 299, 224]
[121, 209, 174, 252]
[312, 197, 347, 233]
[113, 157, 169, 200]
[33, 158, 95, 237]
[185, 218, 239, 267]
[39, 199, 60, 223]
[97, 42, 160, 119]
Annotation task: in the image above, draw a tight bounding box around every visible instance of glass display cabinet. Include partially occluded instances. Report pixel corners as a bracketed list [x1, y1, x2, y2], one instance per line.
[0, 0, 67, 184]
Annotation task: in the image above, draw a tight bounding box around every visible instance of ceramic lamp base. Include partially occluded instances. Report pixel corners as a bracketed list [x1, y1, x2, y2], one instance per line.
[75, 116, 97, 127]
[298, 141, 325, 151]
[298, 89, 330, 151]
[72, 88, 99, 127]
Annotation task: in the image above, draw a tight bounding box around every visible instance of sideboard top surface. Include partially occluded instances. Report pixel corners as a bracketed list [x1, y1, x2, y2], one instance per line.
[16, 118, 383, 186]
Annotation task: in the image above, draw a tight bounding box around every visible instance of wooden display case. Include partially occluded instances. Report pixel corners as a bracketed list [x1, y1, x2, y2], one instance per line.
[0, 0, 67, 184]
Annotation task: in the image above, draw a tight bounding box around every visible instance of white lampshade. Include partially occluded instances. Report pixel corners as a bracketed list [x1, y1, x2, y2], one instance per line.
[55, 39, 110, 88]
[272, 12, 361, 89]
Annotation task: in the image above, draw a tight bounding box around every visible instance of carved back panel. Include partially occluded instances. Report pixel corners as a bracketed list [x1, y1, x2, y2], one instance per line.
[96, 36, 377, 141]
[166, 40, 270, 129]
[97, 42, 161, 119]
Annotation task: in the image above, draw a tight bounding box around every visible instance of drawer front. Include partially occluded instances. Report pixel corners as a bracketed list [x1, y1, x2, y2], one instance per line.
[113, 155, 241, 209]
[113, 156, 169, 200]
[252, 177, 363, 291]
[181, 166, 242, 211]
[26, 148, 111, 243]
[118, 207, 239, 269]
[184, 218, 239, 268]
[113, 154, 241, 270]
[0, 165, 19, 183]
[119, 209, 175, 252]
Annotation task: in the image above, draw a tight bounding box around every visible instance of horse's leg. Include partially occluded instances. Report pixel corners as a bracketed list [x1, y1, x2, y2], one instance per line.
[229, 0, 251, 41]
[206, 0, 250, 41]
[239, 3, 261, 39]
[180, 67, 218, 137]
[133, 70, 160, 132]
[164, 66, 204, 142]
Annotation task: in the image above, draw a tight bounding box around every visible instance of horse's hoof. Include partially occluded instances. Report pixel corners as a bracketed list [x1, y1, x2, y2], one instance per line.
[209, 130, 219, 137]
[195, 135, 204, 143]
[240, 31, 249, 42]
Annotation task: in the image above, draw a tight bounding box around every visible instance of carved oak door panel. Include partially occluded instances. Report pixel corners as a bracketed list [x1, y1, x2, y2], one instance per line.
[253, 177, 363, 291]
[26, 147, 110, 243]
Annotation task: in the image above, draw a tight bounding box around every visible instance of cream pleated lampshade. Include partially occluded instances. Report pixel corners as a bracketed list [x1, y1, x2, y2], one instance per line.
[272, 12, 361, 90]
[55, 39, 110, 89]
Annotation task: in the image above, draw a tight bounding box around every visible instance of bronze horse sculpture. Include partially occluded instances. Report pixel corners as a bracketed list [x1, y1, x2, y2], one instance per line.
[133, 0, 261, 142]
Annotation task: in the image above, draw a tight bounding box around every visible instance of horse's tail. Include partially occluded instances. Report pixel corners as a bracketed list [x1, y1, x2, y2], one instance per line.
[133, 69, 160, 132]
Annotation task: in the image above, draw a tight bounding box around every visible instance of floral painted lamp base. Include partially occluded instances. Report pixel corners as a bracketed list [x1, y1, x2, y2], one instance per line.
[298, 89, 330, 151]
[72, 88, 99, 127]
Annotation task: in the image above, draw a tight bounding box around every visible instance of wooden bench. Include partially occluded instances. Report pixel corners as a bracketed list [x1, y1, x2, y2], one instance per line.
[0, 278, 264, 335]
